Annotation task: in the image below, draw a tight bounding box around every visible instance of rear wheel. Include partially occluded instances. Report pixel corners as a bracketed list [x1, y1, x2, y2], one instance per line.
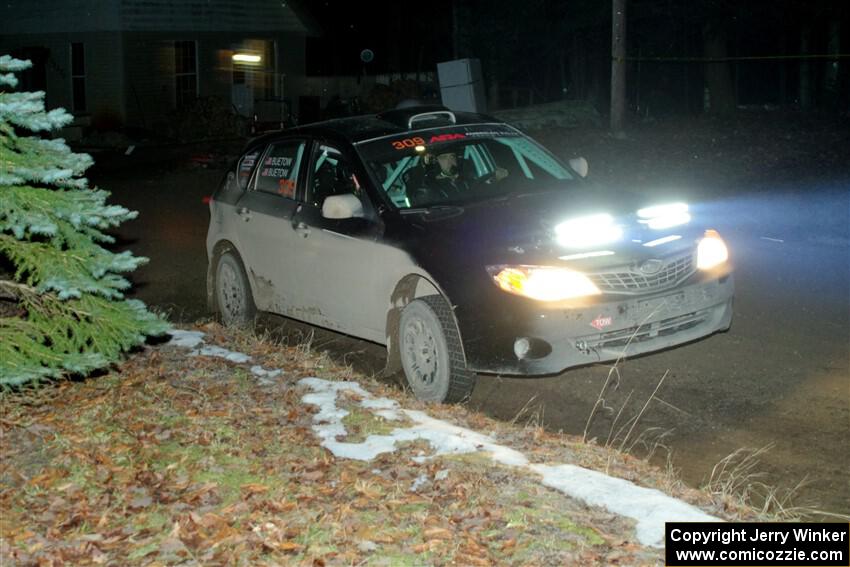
[215, 251, 256, 326]
[399, 295, 476, 403]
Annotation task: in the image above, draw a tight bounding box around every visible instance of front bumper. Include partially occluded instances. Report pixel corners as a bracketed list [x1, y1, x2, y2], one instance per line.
[461, 274, 734, 375]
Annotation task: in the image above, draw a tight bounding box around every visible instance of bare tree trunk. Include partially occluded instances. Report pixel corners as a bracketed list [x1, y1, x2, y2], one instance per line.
[452, 0, 459, 59]
[799, 24, 812, 110]
[388, 4, 402, 73]
[823, 19, 841, 110]
[570, 34, 583, 99]
[559, 48, 567, 98]
[489, 73, 500, 110]
[703, 23, 736, 114]
[610, 0, 627, 136]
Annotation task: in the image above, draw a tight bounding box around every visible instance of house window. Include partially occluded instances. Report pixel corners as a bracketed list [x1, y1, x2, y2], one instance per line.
[174, 40, 197, 108]
[70, 42, 86, 112]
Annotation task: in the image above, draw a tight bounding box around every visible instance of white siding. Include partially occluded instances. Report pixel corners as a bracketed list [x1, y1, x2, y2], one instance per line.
[0, 2, 120, 34]
[0, 32, 125, 122]
[120, 0, 307, 33]
[0, 0, 307, 34]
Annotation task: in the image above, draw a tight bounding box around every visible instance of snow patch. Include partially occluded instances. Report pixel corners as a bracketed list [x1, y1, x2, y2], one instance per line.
[167, 329, 205, 348]
[167, 329, 251, 363]
[298, 377, 720, 548]
[193, 345, 251, 363]
[298, 378, 528, 465]
[531, 464, 719, 548]
[360, 398, 398, 410]
[251, 365, 282, 378]
[410, 474, 429, 492]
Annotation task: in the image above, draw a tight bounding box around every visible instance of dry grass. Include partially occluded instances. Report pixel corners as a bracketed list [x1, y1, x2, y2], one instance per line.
[703, 445, 849, 522]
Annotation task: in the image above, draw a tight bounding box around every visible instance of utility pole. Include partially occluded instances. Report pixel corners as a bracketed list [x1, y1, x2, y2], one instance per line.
[452, 0, 459, 59]
[610, 0, 627, 137]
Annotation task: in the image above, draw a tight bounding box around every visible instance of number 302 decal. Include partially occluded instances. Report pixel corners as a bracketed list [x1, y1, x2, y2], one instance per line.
[391, 137, 425, 150]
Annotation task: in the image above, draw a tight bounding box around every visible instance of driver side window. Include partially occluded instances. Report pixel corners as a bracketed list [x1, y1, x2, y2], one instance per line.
[307, 144, 360, 209]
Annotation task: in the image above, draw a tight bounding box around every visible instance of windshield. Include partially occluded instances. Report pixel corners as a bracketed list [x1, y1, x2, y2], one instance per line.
[357, 125, 577, 209]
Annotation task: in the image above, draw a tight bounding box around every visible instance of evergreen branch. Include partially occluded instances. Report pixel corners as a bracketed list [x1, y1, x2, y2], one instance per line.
[0, 55, 166, 387]
[0, 278, 37, 300]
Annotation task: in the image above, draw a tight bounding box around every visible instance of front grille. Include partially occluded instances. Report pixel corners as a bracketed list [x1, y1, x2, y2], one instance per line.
[588, 252, 694, 294]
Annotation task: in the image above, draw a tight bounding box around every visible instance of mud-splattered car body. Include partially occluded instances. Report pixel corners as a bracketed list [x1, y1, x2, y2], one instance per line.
[206, 106, 733, 396]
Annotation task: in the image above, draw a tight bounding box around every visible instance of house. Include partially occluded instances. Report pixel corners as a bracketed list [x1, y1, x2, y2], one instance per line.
[0, 0, 315, 136]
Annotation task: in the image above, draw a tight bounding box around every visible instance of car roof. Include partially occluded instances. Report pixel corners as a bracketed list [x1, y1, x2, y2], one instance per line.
[247, 105, 505, 150]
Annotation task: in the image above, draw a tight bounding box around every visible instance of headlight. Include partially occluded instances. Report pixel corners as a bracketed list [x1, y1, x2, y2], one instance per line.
[487, 265, 601, 301]
[697, 229, 729, 270]
[637, 202, 691, 229]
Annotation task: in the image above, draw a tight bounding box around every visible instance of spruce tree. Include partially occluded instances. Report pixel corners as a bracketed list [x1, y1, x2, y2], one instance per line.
[0, 55, 168, 386]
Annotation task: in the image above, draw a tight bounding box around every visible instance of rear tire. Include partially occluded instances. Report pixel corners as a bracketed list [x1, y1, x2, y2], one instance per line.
[215, 251, 256, 327]
[399, 295, 476, 403]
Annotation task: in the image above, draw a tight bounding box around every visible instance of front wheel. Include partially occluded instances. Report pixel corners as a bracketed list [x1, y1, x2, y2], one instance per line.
[399, 295, 476, 403]
[215, 251, 256, 326]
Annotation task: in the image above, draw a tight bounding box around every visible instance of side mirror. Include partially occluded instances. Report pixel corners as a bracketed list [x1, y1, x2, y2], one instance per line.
[569, 157, 589, 178]
[322, 193, 364, 220]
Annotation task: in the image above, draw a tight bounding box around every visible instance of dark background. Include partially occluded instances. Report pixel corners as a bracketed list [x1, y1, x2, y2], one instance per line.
[305, 0, 850, 116]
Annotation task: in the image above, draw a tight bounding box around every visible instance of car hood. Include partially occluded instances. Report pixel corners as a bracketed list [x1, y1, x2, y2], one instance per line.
[398, 186, 706, 274]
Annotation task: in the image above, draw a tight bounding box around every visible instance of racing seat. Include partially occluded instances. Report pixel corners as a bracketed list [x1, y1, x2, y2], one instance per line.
[403, 163, 447, 206]
[312, 161, 337, 208]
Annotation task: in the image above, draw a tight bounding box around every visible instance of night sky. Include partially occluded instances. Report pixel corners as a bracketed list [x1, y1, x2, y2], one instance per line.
[304, 0, 455, 76]
[304, 0, 849, 112]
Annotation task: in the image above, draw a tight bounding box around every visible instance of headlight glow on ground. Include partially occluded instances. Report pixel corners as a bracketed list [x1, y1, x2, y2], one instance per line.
[555, 214, 623, 248]
[489, 266, 601, 301]
[697, 229, 729, 269]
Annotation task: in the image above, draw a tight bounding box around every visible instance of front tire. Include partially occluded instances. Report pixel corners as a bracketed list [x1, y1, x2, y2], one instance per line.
[215, 251, 256, 326]
[399, 295, 476, 403]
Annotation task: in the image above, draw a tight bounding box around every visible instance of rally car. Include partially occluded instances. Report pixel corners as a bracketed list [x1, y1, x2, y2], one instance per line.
[206, 105, 733, 402]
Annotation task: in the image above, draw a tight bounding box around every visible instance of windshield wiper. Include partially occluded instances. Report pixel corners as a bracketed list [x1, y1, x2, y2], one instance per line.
[469, 190, 543, 206]
[399, 204, 465, 215]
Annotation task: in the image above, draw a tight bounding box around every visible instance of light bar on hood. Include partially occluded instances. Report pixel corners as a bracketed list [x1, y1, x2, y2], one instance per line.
[637, 202, 691, 229]
[555, 213, 623, 248]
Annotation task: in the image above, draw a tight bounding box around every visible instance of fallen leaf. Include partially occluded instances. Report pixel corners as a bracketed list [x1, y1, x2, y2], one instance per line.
[411, 543, 430, 553]
[129, 495, 153, 509]
[13, 530, 35, 542]
[301, 470, 324, 481]
[423, 527, 453, 540]
[454, 553, 491, 566]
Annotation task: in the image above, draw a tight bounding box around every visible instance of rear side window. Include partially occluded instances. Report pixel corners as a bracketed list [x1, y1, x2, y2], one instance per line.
[237, 149, 260, 190]
[254, 141, 306, 198]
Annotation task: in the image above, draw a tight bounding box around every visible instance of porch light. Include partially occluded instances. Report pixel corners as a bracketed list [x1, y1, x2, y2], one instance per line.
[233, 53, 262, 64]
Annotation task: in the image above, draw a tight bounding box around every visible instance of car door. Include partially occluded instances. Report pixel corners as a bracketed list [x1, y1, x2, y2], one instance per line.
[233, 138, 309, 314]
[289, 141, 386, 341]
